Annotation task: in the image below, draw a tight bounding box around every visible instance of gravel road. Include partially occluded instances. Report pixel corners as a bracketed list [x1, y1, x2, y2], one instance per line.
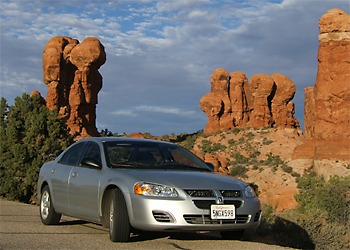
[0, 199, 294, 250]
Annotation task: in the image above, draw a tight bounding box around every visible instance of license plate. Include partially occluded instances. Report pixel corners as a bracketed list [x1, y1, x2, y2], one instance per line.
[211, 204, 235, 219]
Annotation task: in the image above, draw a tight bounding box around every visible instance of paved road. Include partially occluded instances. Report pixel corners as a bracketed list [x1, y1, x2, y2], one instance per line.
[0, 199, 293, 250]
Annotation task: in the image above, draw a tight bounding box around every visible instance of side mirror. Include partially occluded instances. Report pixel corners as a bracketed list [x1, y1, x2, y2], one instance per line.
[81, 157, 101, 169]
[205, 162, 215, 172]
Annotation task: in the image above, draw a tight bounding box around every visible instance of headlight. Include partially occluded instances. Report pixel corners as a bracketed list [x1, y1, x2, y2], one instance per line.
[244, 185, 256, 198]
[134, 182, 178, 197]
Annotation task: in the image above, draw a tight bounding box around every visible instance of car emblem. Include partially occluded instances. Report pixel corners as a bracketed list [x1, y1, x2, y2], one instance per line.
[216, 197, 223, 204]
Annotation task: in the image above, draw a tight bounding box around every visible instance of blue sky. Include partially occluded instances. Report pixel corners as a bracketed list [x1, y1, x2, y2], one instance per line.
[0, 0, 349, 135]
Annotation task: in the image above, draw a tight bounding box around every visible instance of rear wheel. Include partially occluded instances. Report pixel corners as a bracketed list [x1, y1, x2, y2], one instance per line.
[40, 186, 61, 225]
[220, 229, 245, 240]
[108, 189, 131, 242]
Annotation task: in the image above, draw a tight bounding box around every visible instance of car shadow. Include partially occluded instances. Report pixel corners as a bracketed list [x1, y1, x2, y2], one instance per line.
[59, 219, 89, 226]
[129, 231, 221, 242]
[130, 217, 315, 249]
[57, 216, 315, 249]
[248, 216, 315, 249]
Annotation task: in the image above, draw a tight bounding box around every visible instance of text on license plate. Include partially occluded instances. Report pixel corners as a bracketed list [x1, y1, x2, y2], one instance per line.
[211, 204, 235, 219]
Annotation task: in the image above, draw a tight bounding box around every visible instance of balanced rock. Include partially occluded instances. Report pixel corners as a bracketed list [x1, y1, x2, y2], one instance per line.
[43, 36, 106, 138]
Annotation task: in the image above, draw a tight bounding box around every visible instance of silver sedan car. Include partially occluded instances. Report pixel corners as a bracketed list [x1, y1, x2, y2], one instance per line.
[37, 137, 261, 242]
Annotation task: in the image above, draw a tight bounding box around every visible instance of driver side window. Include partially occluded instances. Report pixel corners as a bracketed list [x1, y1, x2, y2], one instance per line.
[80, 142, 102, 167]
[59, 142, 86, 166]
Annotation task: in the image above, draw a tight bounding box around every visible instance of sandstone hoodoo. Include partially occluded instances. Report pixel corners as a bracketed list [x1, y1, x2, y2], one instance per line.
[200, 69, 300, 134]
[43, 36, 106, 138]
[293, 8, 350, 161]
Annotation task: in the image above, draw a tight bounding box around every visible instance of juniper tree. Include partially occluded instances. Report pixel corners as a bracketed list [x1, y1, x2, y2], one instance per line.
[0, 93, 73, 203]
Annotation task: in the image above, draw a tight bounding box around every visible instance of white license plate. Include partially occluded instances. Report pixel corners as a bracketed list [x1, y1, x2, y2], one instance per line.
[211, 204, 235, 219]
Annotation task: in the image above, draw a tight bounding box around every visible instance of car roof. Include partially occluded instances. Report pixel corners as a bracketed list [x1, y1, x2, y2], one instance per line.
[79, 137, 173, 145]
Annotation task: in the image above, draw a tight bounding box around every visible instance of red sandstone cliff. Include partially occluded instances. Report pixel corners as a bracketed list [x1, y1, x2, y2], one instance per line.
[293, 8, 350, 161]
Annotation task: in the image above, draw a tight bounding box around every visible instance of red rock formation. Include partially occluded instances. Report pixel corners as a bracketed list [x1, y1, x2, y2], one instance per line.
[229, 72, 251, 126]
[271, 73, 299, 128]
[200, 68, 231, 133]
[43, 36, 106, 138]
[293, 8, 350, 161]
[248, 74, 275, 128]
[200, 69, 300, 133]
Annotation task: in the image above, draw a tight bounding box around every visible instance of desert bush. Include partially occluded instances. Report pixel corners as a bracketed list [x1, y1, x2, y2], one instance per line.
[228, 139, 235, 146]
[281, 164, 293, 173]
[260, 153, 287, 172]
[296, 174, 350, 225]
[257, 175, 350, 249]
[262, 137, 273, 145]
[198, 140, 226, 154]
[231, 152, 249, 164]
[232, 128, 241, 134]
[230, 165, 248, 178]
[246, 131, 255, 139]
[176, 132, 201, 150]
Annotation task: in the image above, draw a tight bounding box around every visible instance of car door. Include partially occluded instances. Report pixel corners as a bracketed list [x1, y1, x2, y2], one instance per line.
[50, 142, 86, 214]
[68, 141, 102, 221]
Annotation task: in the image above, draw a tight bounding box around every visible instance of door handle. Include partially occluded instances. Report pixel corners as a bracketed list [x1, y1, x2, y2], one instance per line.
[72, 172, 78, 177]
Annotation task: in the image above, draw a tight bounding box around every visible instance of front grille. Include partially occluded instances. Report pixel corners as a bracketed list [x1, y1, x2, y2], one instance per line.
[184, 189, 215, 197]
[183, 214, 249, 224]
[193, 199, 242, 210]
[184, 189, 241, 198]
[152, 211, 174, 223]
[220, 190, 241, 197]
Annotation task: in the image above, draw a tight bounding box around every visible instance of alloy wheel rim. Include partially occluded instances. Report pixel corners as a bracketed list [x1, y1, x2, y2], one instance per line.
[109, 201, 114, 233]
[41, 191, 50, 219]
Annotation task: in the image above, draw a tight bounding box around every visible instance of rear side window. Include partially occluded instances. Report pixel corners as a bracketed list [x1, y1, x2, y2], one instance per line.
[59, 142, 86, 166]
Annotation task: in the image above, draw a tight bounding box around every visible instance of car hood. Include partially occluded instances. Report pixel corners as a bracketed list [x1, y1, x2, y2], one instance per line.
[125, 169, 247, 190]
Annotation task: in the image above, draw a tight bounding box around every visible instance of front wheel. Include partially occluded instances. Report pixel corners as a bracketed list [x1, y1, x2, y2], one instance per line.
[40, 186, 61, 225]
[108, 189, 131, 242]
[220, 229, 245, 240]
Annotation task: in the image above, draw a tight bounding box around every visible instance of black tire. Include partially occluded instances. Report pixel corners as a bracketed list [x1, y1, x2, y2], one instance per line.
[40, 186, 62, 225]
[108, 189, 131, 242]
[220, 229, 245, 240]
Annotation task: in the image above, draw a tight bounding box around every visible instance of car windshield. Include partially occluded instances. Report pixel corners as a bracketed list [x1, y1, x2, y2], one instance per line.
[103, 141, 211, 171]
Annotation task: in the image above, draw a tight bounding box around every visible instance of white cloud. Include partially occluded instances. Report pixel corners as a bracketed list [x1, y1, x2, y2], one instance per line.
[111, 105, 195, 117]
[1, 0, 349, 135]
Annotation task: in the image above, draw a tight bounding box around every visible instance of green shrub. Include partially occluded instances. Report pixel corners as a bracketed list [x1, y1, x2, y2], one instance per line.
[261, 153, 285, 169]
[246, 132, 255, 139]
[231, 152, 249, 164]
[295, 174, 350, 225]
[230, 165, 248, 178]
[262, 137, 273, 145]
[199, 140, 226, 154]
[0, 94, 73, 203]
[282, 165, 293, 173]
[228, 139, 235, 146]
[256, 174, 350, 250]
[178, 132, 201, 150]
[232, 128, 241, 134]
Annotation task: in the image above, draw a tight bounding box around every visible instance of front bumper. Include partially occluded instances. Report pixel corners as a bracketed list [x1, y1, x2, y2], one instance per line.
[128, 194, 261, 232]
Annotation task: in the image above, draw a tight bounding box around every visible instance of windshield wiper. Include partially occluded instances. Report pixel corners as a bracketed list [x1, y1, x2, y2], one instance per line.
[163, 163, 210, 172]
